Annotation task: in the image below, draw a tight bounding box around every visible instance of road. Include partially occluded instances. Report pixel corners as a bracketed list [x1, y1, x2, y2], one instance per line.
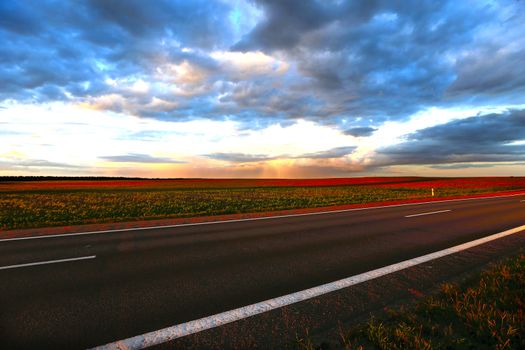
[1, 194, 524, 349]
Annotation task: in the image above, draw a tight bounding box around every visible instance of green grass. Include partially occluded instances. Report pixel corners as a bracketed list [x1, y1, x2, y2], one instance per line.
[0, 186, 412, 229]
[297, 254, 525, 350]
[0, 180, 522, 230]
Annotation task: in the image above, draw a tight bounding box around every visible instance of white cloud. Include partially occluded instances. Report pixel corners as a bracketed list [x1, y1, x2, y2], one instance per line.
[211, 50, 289, 77]
[0, 102, 357, 173]
[129, 79, 150, 94]
[157, 60, 208, 85]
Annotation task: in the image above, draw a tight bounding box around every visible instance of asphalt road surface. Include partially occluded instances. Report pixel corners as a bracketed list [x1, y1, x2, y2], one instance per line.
[1, 194, 524, 349]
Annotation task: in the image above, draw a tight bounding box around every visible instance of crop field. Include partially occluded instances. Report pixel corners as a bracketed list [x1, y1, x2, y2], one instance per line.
[1, 177, 524, 230]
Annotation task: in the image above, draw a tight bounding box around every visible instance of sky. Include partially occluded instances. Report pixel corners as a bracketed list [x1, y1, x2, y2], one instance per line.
[1, 0, 524, 178]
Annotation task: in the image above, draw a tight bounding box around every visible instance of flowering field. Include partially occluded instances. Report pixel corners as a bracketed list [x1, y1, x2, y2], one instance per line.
[1, 177, 524, 230]
[0, 176, 421, 191]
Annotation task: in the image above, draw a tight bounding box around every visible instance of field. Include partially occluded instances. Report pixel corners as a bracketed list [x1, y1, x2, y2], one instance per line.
[298, 253, 525, 350]
[1, 177, 524, 231]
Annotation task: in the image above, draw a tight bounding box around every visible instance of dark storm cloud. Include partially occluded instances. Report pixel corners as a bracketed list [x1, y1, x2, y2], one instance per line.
[233, 0, 335, 51]
[234, 0, 525, 122]
[377, 109, 525, 166]
[447, 46, 525, 100]
[100, 154, 186, 164]
[1, 0, 524, 130]
[344, 127, 377, 137]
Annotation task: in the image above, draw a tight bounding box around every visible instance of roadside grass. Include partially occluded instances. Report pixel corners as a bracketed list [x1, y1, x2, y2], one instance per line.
[296, 254, 525, 350]
[1, 177, 524, 230]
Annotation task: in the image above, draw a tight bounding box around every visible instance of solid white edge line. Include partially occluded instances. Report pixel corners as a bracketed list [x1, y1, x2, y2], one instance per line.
[0, 255, 96, 270]
[405, 209, 451, 218]
[91, 224, 525, 350]
[1, 192, 524, 242]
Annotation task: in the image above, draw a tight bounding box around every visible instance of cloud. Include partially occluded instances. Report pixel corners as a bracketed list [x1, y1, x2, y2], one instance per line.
[211, 50, 289, 78]
[100, 153, 186, 164]
[205, 145, 357, 163]
[1, 0, 524, 141]
[429, 162, 525, 170]
[87, 0, 231, 47]
[344, 127, 376, 137]
[232, 0, 335, 51]
[0, 159, 84, 169]
[297, 146, 356, 159]
[204, 152, 276, 163]
[376, 109, 525, 166]
[0, 0, 233, 104]
[0, 130, 26, 136]
[447, 45, 525, 101]
[232, 0, 525, 123]
[123, 130, 176, 142]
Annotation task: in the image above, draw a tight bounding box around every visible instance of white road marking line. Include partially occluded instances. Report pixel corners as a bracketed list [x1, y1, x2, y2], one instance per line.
[0, 255, 96, 271]
[91, 224, 525, 350]
[405, 209, 451, 218]
[1, 192, 524, 243]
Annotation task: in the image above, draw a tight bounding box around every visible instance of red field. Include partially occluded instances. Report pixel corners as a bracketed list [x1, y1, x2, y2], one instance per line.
[3, 176, 525, 191]
[377, 177, 525, 189]
[0, 176, 421, 191]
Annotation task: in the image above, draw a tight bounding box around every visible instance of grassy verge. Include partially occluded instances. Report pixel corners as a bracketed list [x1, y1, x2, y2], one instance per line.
[297, 254, 525, 350]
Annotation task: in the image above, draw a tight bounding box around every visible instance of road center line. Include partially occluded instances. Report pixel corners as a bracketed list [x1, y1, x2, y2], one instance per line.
[0, 255, 96, 271]
[91, 224, 525, 350]
[405, 209, 451, 218]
